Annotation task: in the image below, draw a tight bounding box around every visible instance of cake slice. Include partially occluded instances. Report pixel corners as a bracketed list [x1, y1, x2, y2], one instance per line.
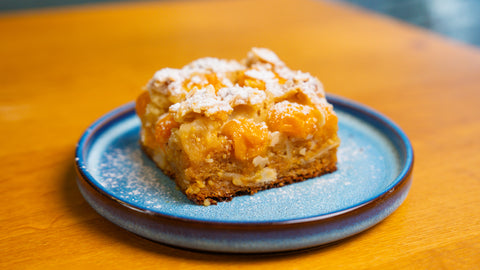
[136, 48, 340, 205]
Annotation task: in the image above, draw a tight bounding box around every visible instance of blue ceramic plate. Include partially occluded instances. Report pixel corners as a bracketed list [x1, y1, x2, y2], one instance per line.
[75, 94, 413, 253]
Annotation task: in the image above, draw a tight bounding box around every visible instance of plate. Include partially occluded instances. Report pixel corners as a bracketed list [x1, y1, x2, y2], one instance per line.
[75, 94, 413, 253]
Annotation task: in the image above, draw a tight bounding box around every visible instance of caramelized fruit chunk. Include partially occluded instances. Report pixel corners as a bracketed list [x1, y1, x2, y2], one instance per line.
[154, 113, 180, 147]
[267, 101, 321, 139]
[236, 71, 266, 90]
[222, 118, 269, 160]
[135, 91, 151, 118]
[243, 78, 265, 90]
[205, 73, 225, 92]
[275, 74, 287, 84]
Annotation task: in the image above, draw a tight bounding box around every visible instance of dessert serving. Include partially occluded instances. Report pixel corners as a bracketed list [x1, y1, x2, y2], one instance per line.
[136, 48, 340, 205]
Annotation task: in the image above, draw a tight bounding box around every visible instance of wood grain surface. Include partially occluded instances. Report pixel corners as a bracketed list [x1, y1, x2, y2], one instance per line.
[1, 0, 479, 269]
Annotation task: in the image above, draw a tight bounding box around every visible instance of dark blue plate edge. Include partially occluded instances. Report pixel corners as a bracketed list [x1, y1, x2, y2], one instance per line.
[76, 170, 412, 253]
[75, 94, 414, 230]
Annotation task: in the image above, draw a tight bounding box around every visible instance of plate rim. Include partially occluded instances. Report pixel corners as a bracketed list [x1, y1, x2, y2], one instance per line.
[75, 94, 414, 228]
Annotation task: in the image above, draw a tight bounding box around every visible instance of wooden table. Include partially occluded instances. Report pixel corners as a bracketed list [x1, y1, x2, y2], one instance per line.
[1, 0, 479, 268]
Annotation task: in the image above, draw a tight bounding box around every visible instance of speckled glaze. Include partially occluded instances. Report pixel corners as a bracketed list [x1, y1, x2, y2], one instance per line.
[75, 94, 413, 253]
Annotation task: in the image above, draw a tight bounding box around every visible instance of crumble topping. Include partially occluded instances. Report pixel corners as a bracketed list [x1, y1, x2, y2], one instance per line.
[148, 68, 184, 96]
[169, 85, 232, 121]
[217, 85, 266, 107]
[185, 57, 244, 74]
[244, 68, 276, 83]
[145, 47, 330, 125]
[246, 47, 285, 66]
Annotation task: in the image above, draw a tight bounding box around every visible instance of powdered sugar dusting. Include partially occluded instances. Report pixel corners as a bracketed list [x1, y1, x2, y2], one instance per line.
[148, 68, 184, 96]
[273, 100, 312, 115]
[97, 147, 175, 207]
[185, 57, 244, 74]
[217, 85, 266, 107]
[244, 68, 276, 83]
[169, 85, 233, 121]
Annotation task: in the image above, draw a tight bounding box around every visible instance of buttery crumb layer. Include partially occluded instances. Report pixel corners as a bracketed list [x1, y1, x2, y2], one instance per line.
[143, 144, 337, 204]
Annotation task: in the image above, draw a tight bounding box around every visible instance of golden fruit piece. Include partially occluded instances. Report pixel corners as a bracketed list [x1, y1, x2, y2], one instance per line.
[236, 71, 266, 90]
[135, 91, 151, 118]
[267, 101, 320, 139]
[154, 113, 180, 147]
[222, 118, 269, 160]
